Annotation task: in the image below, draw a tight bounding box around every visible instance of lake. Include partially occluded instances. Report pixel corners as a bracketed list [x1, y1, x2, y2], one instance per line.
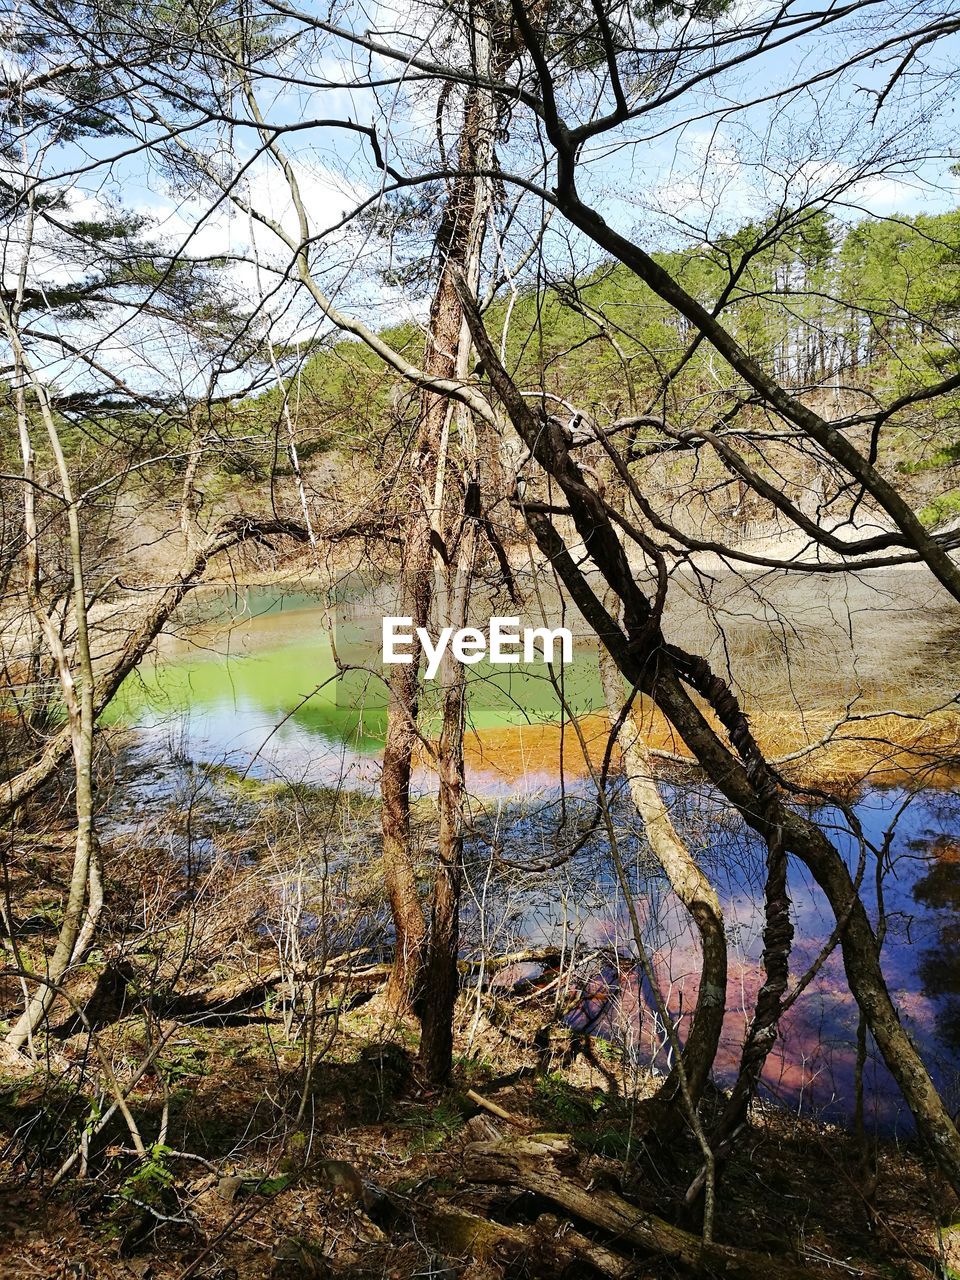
[108, 568, 960, 1130]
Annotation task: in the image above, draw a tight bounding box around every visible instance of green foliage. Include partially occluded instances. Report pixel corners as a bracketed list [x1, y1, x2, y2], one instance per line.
[919, 489, 960, 529]
[532, 1071, 634, 1159]
[533, 1071, 605, 1127]
[901, 441, 960, 474]
[118, 1145, 177, 1209]
[157, 1040, 209, 1086]
[580, 1124, 635, 1160]
[236, 203, 959, 502]
[398, 1097, 466, 1154]
[247, 1172, 294, 1196]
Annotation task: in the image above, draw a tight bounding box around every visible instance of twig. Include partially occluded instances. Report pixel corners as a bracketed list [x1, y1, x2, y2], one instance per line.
[465, 1088, 524, 1126]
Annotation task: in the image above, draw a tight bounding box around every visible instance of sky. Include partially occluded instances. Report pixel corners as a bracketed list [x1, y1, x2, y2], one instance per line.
[4, 0, 960, 399]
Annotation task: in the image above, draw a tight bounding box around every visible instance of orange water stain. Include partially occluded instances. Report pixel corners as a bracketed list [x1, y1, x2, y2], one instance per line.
[457, 710, 691, 783]
[442, 706, 960, 793]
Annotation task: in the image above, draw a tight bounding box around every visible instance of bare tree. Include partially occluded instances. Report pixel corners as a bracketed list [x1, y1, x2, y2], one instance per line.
[8, 0, 960, 1204]
[0, 33, 313, 1054]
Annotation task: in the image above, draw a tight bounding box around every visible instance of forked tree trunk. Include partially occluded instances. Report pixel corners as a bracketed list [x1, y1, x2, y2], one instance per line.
[381, 56, 496, 1034]
[458, 297, 960, 1197]
[415, 62, 497, 1077]
[654, 666, 960, 1193]
[684, 825, 793, 1212]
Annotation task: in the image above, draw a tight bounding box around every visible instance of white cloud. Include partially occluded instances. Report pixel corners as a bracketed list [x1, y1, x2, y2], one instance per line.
[649, 128, 757, 231]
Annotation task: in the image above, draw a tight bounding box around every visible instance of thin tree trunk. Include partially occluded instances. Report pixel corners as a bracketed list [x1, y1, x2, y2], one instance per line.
[418, 513, 478, 1082]
[598, 622, 727, 1117]
[684, 826, 792, 1212]
[0, 513, 311, 826]
[4, 329, 100, 1053]
[653, 665, 960, 1192]
[715, 825, 792, 1135]
[415, 46, 498, 1075]
[380, 521, 432, 1013]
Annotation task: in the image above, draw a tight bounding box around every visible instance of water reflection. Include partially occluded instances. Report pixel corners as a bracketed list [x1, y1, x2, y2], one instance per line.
[912, 833, 960, 1053]
[111, 575, 960, 796]
[479, 786, 960, 1131]
[109, 580, 960, 1128]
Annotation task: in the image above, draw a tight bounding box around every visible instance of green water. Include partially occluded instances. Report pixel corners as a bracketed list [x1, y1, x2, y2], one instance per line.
[106, 568, 960, 784]
[107, 587, 604, 768]
[102, 579, 960, 1122]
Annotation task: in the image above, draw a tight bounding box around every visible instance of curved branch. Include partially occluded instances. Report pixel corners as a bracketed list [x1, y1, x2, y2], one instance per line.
[0, 515, 310, 823]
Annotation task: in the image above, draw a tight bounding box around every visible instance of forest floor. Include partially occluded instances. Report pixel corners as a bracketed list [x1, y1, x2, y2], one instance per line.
[3, 746, 960, 1279]
[1, 993, 958, 1280]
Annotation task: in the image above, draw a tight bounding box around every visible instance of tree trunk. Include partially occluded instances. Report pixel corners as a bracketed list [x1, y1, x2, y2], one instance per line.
[653, 665, 960, 1193]
[5, 336, 101, 1053]
[383, 62, 496, 1034]
[598, 629, 727, 1117]
[418, 514, 478, 1082]
[380, 521, 432, 1014]
[425, 1201, 634, 1277]
[457, 302, 960, 1196]
[464, 1133, 823, 1280]
[717, 826, 792, 1137]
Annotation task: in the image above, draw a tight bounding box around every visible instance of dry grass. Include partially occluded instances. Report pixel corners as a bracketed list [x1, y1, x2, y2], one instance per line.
[2, 993, 955, 1280]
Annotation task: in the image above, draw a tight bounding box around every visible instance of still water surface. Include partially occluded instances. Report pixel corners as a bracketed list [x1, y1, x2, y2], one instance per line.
[110, 574, 960, 1129]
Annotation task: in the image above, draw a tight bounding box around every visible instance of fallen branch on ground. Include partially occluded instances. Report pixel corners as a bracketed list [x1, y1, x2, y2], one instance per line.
[464, 1133, 843, 1280]
[464, 1088, 525, 1127]
[424, 1200, 635, 1277]
[165, 946, 581, 1020]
